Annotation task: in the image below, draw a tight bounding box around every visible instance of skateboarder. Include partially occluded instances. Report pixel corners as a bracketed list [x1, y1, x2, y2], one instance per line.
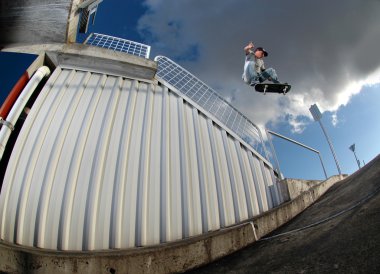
[242, 41, 280, 86]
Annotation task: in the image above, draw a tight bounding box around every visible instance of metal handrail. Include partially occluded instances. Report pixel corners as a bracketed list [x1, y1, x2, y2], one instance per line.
[84, 33, 151, 59]
[267, 129, 328, 179]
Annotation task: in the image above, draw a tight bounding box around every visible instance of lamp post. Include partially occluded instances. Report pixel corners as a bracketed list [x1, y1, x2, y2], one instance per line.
[349, 144, 361, 169]
[309, 104, 342, 176]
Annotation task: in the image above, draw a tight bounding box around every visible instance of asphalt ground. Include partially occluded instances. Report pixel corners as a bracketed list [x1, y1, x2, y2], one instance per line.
[187, 154, 380, 274]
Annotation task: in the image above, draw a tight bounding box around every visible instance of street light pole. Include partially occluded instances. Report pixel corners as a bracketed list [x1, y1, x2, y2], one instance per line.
[349, 144, 361, 169]
[309, 104, 342, 176]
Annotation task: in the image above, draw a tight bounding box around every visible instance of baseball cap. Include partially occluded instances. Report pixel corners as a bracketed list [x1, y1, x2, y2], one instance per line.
[255, 47, 268, 57]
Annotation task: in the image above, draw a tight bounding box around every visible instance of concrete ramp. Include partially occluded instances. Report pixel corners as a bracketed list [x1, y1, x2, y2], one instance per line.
[190, 154, 380, 273]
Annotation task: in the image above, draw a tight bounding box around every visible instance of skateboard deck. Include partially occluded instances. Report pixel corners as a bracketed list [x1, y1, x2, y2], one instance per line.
[254, 83, 291, 95]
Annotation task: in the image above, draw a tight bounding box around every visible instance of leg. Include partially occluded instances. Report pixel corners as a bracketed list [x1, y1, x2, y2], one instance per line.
[242, 61, 260, 85]
[260, 68, 280, 83]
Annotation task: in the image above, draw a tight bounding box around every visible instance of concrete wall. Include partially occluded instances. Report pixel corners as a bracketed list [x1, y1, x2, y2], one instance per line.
[0, 0, 81, 49]
[279, 176, 346, 200]
[281, 178, 322, 200]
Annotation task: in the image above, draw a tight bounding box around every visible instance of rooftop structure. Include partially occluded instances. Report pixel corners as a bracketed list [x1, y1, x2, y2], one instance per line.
[0, 0, 82, 48]
[0, 43, 284, 251]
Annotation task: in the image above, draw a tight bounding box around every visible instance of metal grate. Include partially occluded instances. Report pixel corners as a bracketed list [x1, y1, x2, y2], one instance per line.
[84, 33, 151, 59]
[154, 55, 269, 159]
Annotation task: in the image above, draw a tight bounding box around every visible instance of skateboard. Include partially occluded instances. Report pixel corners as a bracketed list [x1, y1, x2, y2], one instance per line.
[254, 83, 291, 95]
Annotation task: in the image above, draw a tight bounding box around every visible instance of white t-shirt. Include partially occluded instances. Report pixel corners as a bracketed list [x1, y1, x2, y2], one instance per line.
[245, 50, 265, 74]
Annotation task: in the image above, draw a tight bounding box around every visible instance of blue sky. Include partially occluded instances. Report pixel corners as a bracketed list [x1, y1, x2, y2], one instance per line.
[270, 86, 380, 179]
[0, 53, 37, 101]
[1, 0, 380, 180]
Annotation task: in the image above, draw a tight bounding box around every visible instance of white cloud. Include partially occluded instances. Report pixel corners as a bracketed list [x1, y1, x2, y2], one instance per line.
[288, 115, 308, 134]
[138, 0, 380, 133]
[338, 67, 380, 108]
[331, 113, 339, 127]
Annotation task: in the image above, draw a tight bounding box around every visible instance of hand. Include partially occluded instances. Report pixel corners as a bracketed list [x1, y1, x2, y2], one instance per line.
[244, 42, 255, 53]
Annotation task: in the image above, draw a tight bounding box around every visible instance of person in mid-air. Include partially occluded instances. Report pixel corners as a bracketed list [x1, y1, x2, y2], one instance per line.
[242, 41, 280, 86]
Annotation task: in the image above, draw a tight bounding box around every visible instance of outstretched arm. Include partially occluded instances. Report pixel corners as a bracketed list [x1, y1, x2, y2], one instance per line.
[244, 41, 254, 54]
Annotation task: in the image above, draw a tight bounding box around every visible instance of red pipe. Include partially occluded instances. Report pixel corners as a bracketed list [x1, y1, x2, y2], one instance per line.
[0, 71, 30, 120]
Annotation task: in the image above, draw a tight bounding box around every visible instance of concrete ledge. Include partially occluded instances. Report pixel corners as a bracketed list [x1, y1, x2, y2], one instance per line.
[253, 174, 344, 239]
[0, 175, 344, 273]
[47, 44, 157, 81]
[1, 43, 67, 54]
[2, 43, 158, 82]
[280, 178, 322, 200]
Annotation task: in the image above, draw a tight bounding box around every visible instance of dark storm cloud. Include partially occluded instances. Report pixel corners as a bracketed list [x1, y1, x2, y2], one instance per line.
[138, 0, 380, 131]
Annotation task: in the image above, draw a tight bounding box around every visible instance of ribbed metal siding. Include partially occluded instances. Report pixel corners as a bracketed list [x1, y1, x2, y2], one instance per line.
[0, 67, 278, 251]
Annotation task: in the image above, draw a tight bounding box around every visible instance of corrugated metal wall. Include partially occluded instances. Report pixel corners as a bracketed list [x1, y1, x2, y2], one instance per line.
[0, 67, 280, 251]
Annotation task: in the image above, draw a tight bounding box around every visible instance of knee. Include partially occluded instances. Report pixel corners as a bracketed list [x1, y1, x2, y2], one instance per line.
[242, 74, 250, 84]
